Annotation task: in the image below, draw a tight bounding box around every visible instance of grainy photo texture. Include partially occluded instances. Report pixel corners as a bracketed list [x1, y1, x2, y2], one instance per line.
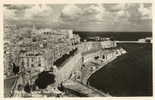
[3, 3, 152, 97]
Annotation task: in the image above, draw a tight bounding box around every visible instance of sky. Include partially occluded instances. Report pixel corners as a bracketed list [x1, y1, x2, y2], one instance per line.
[3, 3, 152, 32]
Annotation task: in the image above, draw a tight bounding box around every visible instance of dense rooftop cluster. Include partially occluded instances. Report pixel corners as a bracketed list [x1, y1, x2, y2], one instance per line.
[4, 25, 81, 76]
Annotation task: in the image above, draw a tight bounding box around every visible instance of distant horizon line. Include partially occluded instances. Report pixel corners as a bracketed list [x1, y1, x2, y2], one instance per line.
[73, 31, 152, 33]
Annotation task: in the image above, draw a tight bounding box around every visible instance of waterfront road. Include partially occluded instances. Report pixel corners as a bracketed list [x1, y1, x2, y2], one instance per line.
[81, 56, 117, 84]
[81, 48, 127, 84]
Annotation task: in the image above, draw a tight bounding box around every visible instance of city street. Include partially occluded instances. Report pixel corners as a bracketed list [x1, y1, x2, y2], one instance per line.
[4, 76, 18, 97]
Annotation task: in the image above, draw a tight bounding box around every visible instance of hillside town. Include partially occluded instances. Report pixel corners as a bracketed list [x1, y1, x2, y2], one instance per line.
[4, 25, 80, 76]
[4, 3, 152, 97]
[4, 24, 129, 97]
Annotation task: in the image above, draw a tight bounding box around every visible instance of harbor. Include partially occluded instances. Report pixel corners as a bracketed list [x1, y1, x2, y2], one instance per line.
[3, 3, 152, 97]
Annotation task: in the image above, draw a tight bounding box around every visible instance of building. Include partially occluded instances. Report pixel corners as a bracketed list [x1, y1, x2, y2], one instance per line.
[19, 50, 46, 73]
[58, 29, 73, 39]
[100, 41, 117, 48]
[4, 25, 81, 78]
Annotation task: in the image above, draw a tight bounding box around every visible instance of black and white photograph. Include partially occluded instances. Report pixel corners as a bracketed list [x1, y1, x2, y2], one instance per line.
[3, 3, 152, 97]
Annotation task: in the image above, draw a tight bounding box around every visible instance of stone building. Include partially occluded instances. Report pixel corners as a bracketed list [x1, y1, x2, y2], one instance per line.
[100, 41, 117, 48]
[19, 50, 46, 73]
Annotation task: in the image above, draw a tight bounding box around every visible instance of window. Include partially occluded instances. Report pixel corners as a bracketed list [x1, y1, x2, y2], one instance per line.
[31, 64, 34, 67]
[38, 57, 41, 62]
[38, 63, 41, 66]
[31, 58, 33, 62]
[102, 55, 105, 59]
[27, 58, 29, 67]
[21, 61, 24, 66]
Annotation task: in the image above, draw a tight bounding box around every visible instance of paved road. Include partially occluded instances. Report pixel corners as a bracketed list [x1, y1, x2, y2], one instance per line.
[4, 76, 18, 97]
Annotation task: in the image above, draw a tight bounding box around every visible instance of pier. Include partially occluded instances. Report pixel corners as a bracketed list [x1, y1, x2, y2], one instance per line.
[115, 41, 151, 43]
